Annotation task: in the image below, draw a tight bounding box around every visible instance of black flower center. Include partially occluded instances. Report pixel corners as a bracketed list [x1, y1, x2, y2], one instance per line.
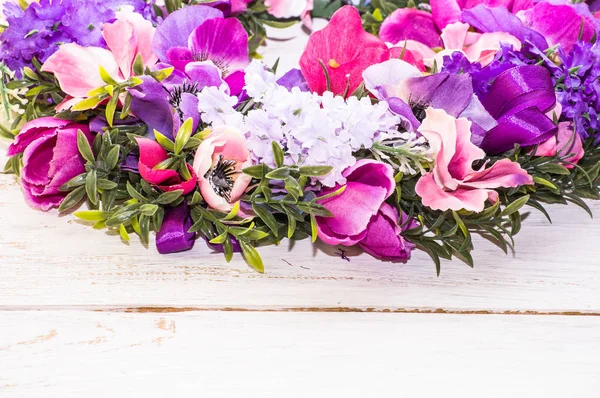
[168, 80, 200, 110]
[409, 99, 429, 122]
[204, 155, 238, 202]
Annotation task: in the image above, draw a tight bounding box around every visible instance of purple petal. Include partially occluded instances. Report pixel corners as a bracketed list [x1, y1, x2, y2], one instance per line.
[462, 5, 548, 51]
[481, 107, 558, 154]
[187, 17, 249, 77]
[481, 65, 556, 119]
[184, 62, 227, 88]
[165, 47, 194, 72]
[129, 76, 175, 140]
[179, 93, 200, 132]
[21, 134, 56, 186]
[156, 202, 196, 254]
[277, 68, 310, 92]
[386, 97, 421, 130]
[407, 72, 474, 117]
[153, 5, 224, 61]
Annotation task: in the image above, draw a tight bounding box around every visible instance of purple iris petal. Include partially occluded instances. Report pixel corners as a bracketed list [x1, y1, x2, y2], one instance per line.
[129, 76, 176, 139]
[406, 73, 473, 117]
[153, 5, 224, 62]
[461, 5, 548, 51]
[156, 202, 196, 254]
[386, 97, 421, 131]
[186, 17, 249, 77]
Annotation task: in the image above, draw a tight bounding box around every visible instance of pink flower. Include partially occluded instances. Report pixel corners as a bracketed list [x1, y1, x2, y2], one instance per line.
[42, 9, 157, 111]
[379, 8, 443, 48]
[358, 203, 417, 262]
[534, 122, 584, 169]
[7, 117, 93, 211]
[415, 108, 533, 212]
[299, 6, 390, 97]
[265, 0, 314, 28]
[231, 0, 253, 14]
[135, 137, 197, 195]
[430, 0, 517, 30]
[316, 160, 395, 246]
[427, 21, 521, 67]
[192, 126, 252, 212]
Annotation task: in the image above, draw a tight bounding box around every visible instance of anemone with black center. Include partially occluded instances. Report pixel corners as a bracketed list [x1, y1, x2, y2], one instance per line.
[408, 95, 429, 122]
[204, 155, 238, 202]
[166, 80, 200, 121]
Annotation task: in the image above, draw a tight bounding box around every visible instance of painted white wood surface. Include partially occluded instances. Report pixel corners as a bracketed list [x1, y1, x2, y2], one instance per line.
[1, 311, 599, 397]
[1, 21, 600, 398]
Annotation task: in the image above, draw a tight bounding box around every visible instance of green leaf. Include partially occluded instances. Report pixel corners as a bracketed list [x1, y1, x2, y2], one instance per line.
[156, 189, 184, 205]
[314, 185, 346, 202]
[298, 165, 333, 177]
[106, 204, 142, 227]
[58, 186, 86, 212]
[139, 215, 150, 245]
[259, 19, 299, 29]
[97, 179, 118, 190]
[272, 141, 284, 168]
[132, 53, 144, 76]
[74, 210, 108, 221]
[150, 66, 174, 82]
[243, 164, 270, 179]
[239, 240, 265, 273]
[85, 169, 98, 205]
[310, 212, 318, 243]
[140, 204, 159, 216]
[265, 167, 290, 180]
[105, 146, 120, 170]
[119, 224, 130, 242]
[77, 130, 95, 163]
[209, 231, 229, 244]
[154, 130, 175, 152]
[126, 182, 148, 203]
[500, 195, 530, 217]
[174, 117, 194, 155]
[252, 203, 279, 237]
[536, 163, 571, 175]
[99, 65, 118, 85]
[72, 96, 104, 111]
[223, 201, 240, 221]
[105, 91, 119, 127]
[533, 176, 559, 192]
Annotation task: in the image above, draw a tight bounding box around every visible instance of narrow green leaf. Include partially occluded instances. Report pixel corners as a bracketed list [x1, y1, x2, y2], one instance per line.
[71, 96, 104, 111]
[74, 210, 108, 221]
[265, 167, 290, 180]
[156, 189, 183, 205]
[252, 203, 279, 237]
[105, 146, 120, 170]
[500, 195, 530, 217]
[99, 65, 118, 85]
[223, 201, 240, 221]
[239, 240, 265, 273]
[272, 141, 284, 168]
[97, 179, 118, 190]
[77, 130, 95, 163]
[243, 164, 269, 179]
[119, 224, 130, 242]
[105, 91, 119, 127]
[174, 117, 194, 155]
[58, 186, 86, 212]
[154, 130, 175, 152]
[139, 215, 150, 245]
[85, 169, 98, 205]
[126, 181, 148, 203]
[209, 231, 229, 244]
[310, 212, 318, 243]
[132, 53, 144, 76]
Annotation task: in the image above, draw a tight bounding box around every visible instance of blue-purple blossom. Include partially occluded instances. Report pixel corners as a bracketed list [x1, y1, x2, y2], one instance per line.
[0, 0, 153, 76]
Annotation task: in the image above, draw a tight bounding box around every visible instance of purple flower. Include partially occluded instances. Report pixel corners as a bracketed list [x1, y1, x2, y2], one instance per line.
[152, 5, 249, 95]
[129, 62, 226, 139]
[0, 0, 152, 75]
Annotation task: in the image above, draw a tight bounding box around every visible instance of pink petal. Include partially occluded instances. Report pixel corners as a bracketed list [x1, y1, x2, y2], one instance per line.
[448, 117, 486, 180]
[21, 180, 66, 211]
[21, 134, 56, 186]
[440, 21, 469, 50]
[461, 158, 533, 189]
[431, 0, 462, 30]
[464, 32, 521, 66]
[415, 172, 491, 212]
[103, 20, 137, 79]
[343, 159, 396, 198]
[8, 117, 71, 156]
[556, 121, 584, 168]
[115, 9, 157, 68]
[158, 164, 198, 195]
[41, 43, 120, 98]
[379, 8, 443, 48]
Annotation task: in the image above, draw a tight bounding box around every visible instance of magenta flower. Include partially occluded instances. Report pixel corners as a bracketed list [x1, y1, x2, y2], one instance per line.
[299, 6, 390, 96]
[152, 5, 249, 94]
[358, 203, 417, 262]
[8, 117, 93, 211]
[316, 160, 395, 246]
[415, 108, 533, 212]
[379, 8, 443, 48]
[135, 137, 197, 195]
[430, 0, 520, 30]
[192, 126, 252, 212]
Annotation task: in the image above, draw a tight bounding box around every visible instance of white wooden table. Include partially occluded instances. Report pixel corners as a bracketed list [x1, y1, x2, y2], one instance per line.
[1, 23, 599, 397]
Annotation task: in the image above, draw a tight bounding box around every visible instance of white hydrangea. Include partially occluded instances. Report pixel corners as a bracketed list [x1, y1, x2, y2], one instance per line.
[196, 84, 243, 128]
[198, 60, 408, 186]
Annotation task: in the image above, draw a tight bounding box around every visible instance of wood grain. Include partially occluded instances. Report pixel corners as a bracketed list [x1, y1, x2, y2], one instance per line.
[1, 311, 599, 397]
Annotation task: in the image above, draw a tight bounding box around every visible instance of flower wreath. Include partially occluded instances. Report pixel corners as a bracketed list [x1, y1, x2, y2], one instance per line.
[1, 0, 599, 274]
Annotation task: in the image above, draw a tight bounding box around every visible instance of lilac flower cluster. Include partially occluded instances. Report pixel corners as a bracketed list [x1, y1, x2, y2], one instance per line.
[0, 0, 152, 75]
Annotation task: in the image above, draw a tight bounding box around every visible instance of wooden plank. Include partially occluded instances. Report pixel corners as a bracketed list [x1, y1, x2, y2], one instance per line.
[1, 311, 598, 397]
[2, 164, 600, 312]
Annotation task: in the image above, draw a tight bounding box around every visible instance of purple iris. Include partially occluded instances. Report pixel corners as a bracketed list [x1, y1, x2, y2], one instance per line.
[152, 5, 249, 96]
[0, 0, 152, 75]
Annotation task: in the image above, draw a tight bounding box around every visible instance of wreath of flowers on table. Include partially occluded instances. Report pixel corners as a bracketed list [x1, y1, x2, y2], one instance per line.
[1, 0, 600, 274]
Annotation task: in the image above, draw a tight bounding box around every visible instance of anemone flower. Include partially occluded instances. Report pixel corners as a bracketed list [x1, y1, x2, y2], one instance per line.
[129, 61, 226, 139]
[152, 5, 249, 96]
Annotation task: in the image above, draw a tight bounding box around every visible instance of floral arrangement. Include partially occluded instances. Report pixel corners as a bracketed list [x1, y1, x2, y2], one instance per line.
[2, 0, 600, 274]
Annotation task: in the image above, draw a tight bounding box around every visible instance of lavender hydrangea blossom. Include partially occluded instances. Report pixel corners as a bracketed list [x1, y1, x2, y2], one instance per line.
[0, 0, 153, 76]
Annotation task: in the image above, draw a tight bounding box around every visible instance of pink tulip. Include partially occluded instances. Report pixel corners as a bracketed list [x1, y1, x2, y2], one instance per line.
[427, 21, 521, 67]
[358, 203, 417, 262]
[135, 137, 197, 194]
[192, 126, 252, 212]
[316, 160, 396, 246]
[299, 6, 390, 97]
[42, 9, 157, 111]
[265, 0, 314, 28]
[415, 108, 533, 212]
[534, 122, 584, 169]
[7, 117, 93, 211]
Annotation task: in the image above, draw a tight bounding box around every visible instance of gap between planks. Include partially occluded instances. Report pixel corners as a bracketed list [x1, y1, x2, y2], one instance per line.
[0, 305, 599, 316]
